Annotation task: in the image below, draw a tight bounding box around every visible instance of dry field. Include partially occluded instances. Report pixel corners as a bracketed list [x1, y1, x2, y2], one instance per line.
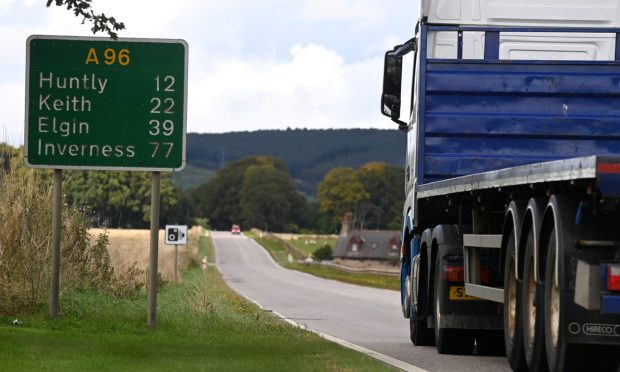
[89, 227, 202, 283]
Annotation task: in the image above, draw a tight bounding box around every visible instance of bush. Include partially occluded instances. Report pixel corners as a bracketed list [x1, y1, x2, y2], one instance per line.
[0, 148, 141, 315]
[312, 244, 333, 261]
[194, 217, 210, 229]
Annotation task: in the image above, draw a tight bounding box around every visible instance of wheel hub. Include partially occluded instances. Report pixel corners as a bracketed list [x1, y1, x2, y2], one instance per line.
[550, 261, 560, 348]
[508, 256, 517, 339]
[527, 257, 536, 345]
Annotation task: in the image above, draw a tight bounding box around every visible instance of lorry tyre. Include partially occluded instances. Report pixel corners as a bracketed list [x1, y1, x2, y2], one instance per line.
[410, 305, 434, 345]
[543, 227, 578, 372]
[522, 229, 548, 371]
[403, 272, 411, 318]
[503, 230, 528, 371]
[410, 254, 434, 345]
[401, 232, 412, 319]
[434, 256, 474, 354]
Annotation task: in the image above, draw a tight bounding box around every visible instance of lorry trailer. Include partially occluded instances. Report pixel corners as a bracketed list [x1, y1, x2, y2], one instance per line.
[383, 1, 620, 371]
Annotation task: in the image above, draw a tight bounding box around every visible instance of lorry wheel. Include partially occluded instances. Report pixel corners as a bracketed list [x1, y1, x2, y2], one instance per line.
[543, 228, 578, 372]
[410, 256, 434, 345]
[403, 272, 411, 318]
[410, 307, 434, 345]
[434, 258, 474, 354]
[400, 234, 412, 319]
[522, 229, 548, 371]
[503, 230, 527, 371]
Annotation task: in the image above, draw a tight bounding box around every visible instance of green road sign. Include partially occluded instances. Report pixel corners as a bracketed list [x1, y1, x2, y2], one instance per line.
[25, 35, 188, 171]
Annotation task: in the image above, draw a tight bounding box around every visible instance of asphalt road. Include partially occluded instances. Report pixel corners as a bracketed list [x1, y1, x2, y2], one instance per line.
[213, 232, 510, 372]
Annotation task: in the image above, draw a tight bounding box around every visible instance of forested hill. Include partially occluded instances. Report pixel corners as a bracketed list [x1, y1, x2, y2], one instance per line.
[180, 129, 406, 195]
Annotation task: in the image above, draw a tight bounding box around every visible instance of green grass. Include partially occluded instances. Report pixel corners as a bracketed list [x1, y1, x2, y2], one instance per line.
[286, 236, 338, 257]
[200, 234, 216, 263]
[0, 259, 389, 371]
[249, 232, 399, 291]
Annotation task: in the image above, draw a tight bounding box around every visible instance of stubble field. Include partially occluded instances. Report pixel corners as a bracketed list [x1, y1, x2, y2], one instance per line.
[89, 227, 201, 283]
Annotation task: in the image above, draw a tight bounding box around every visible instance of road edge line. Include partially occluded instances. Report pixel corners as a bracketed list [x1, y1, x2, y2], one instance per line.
[233, 288, 427, 372]
[274, 310, 427, 372]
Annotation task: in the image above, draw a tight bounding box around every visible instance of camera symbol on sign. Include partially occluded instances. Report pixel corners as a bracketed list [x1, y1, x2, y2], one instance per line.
[168, 228, 185, 242]
[165, 225, 188, 245]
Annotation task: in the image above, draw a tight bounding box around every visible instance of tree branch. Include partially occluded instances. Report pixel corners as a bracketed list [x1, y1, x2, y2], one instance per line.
[46, 0, 125, 40]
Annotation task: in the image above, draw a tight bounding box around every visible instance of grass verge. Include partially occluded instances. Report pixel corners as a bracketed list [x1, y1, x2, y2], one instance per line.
[248, 232, 398, 291]
[200, 234, 216, 263]
[285, 237, 338, 257]
[0, 261, 389, 371]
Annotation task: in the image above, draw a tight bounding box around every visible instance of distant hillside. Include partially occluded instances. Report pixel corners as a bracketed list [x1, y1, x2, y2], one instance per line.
[176, 129, 406, 195]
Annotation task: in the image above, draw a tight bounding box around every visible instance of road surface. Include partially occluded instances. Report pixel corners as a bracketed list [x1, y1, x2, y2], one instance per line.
[213, 232, 510, 372]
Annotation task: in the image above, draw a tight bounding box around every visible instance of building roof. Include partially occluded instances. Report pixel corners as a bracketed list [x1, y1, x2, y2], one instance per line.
[333, 230, 401, 260]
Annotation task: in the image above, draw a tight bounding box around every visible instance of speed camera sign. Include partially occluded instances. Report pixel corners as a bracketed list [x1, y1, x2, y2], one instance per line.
[165, 225, 187, 245]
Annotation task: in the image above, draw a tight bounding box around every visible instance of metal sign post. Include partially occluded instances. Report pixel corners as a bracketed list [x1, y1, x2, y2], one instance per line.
[148, 172, 160, 330]
[174, 245, 178, 284]
[49, 169, 62, 319]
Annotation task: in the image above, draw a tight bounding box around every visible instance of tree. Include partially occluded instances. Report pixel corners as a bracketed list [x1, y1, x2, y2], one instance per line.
[64, 170, 178, 228]
[316, 167, 369, 230]
[192, 156, 305, 231]
[312, 244, 333, 261]
[239, 164, 298, 231]
[358, 162, 404, 230]
[316, 163, 404, 232]
[47, 0, 125, 39]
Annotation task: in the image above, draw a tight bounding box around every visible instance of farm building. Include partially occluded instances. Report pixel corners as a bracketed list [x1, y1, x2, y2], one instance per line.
[333, 230, 401, 260]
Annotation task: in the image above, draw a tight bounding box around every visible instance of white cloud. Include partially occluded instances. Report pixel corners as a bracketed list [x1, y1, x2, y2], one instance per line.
[0, 0, 418, 146]
[188, 43, 385, 134]
[0, 81, 25, 145]
[0, 0, 15, 13]
[301, 0, 385, 23]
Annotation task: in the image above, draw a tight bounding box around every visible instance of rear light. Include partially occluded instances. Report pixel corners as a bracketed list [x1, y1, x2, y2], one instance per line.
[607, 264, 620, 291]
[445, 266, 490, 284]
[445, 267, 464, 282]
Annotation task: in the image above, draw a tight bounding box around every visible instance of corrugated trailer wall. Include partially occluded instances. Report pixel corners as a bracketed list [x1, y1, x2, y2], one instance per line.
[417, 25, 620, 185]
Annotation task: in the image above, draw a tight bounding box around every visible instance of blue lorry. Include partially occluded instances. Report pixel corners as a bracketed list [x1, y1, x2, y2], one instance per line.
[383, 18, 620, 372]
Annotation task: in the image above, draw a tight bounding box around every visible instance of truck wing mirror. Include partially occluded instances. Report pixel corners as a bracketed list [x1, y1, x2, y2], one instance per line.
[381, 51, 403, 120]
[381, 38, 416, 129]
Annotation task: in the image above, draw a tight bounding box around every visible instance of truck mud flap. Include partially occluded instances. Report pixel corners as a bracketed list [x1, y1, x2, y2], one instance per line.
[437, 289, 503, 330]
[563, 292, 620, 345]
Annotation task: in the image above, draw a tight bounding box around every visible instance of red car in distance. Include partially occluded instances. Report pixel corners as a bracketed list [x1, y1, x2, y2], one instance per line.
[231, 224, 241, 235]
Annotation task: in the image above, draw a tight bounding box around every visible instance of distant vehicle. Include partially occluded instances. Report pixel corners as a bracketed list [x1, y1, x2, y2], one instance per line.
[231, 224, 241, 235]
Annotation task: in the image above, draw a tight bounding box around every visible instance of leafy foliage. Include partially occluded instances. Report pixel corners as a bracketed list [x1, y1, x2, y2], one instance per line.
[0, 148, 141, 315]
[64, 170, 179, 228]
[317, 167, 369, 227]
[192, 156, 306, 231]
[359, 162, 404, 230]
[317, 163, 404, 231]
[312, 244, 333, 261]
[47, 0, 125, 39]
[182, 129, 405, 195]
[240, 164, 302, 231]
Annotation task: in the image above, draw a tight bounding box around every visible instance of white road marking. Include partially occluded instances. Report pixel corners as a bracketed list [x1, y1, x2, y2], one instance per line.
[223, 270, 428, 372]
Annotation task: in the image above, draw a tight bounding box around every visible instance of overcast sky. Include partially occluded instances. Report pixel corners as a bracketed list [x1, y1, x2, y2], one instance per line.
[0, 0, 418, 146]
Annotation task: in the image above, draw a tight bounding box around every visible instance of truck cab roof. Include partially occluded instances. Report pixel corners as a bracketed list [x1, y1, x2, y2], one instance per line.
[420, 0, 620, 28]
